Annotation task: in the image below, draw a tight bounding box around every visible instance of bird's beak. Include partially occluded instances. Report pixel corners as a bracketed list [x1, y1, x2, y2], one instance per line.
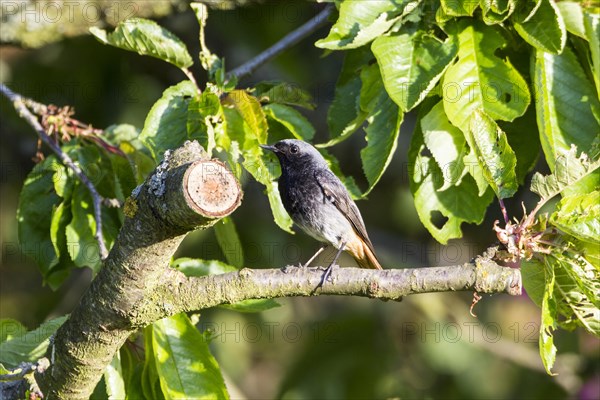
[260, 144, 278, 153]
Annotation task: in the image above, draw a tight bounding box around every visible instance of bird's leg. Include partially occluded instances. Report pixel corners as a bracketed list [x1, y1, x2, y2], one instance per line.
[317, 241, 345, 288]
[301, 243, 327, 268]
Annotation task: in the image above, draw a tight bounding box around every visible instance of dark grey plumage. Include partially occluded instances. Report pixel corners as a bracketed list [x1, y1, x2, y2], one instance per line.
[261, 139, 381, 270]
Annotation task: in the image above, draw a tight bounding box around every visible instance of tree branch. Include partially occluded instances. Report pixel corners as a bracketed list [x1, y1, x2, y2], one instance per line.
[37, 141, 243, 399]
[0, 83, 110, 259]
[228, 4, 334, 80]
[130, 254, 521, 326]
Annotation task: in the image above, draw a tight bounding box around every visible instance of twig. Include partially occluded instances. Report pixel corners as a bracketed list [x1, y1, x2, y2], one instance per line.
[0, 83, 109, 260]
[228, 4, 335, 80]
[498, 198, 509, 224]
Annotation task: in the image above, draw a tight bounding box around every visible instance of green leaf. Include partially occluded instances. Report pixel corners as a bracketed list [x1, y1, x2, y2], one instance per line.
[530, 146, 600, 205]
[443, 19, 531, 132]
[17, 157, 62, 275]
[0, 319, 26, 343]
[66, 182, 101, 271]
[254, 82, 315, 110]
[439, 0, 478, 17]
[359, 64, 403, 196]
[513, 0, 566, 54]
[172, 258, 236, 277]
[0, 316, 67, 369]
[584, 12, 600, 96]
[187, 91, 221, 154]
[104, 350, 126, 400]
[498, 106, 540, 184]
[556, 1, 586, 39]
[152, 314, 229, 400]
[90, 18, 193, 69]
[191, 2, 220, 76]
[409, 99, 493, 243]
[550, 191, 600, 244]
[140, 81, 198, 161]
[214, 217, 244, 268]
[550, 254, 600, 335]
[533, 45, 600, 170]
[480, 0, 517, 24]
[49, 201, 76, 287]
[224, 90, 268, 144]
[467, 110, 518, 199]
[372, 31, 457, 111]
[266, 180, 295, 233]
[521, 259, 545, 307]
[540, 261, 558, 375]
[263, 104, 315, 141]
[420, 101, 468, 190]
[320, 49, 372, 147]
[142, 326, 164, 400]
[315, 0, 409, 50]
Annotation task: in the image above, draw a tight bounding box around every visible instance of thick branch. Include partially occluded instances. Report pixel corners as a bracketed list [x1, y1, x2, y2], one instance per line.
[38, 141, 242, 399]
[228, 4, 334, 80]
[132, 252, 522, 325]
[0, 84, 110, 259]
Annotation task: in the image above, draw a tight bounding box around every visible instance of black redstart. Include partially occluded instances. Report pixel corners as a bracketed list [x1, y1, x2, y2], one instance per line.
[260, 139, 382, 282]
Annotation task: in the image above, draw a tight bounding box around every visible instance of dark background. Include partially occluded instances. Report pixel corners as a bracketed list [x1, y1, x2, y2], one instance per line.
[1, 1, 598, 398]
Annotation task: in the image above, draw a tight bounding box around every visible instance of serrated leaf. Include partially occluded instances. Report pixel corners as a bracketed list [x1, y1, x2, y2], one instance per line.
[315, 0, 409, 50]
[522, 259, 545, 307]
[0, 315, 67, 369]
[140, 81, 198, 161]
[254, 82, 314, 110]
[467, 110, 518, 199]
[530, 146, 600, 204]
[540, 262, 558, 374]
[480, 0, 518, 24]
[90, 18, 193, 69]
[533, 46, 600, 170]
[66, 182, 101, 271]
[584, 12, 600, 96]
[105, 350, 126, 400]
[421, 101, 468, 190]
[372, 31, 457, 111]
[214, 217, 244, 268]
[409, 99, 494, 243]
[513, 0, 566, 54]
[153, 314, 230, 400]
[187, 91, 221, 153]
[550, 191, 600, 244]
[224, 90, 268, 144]
[443, 19, 530, 132]
[264, 104, 315, 141]
[359, 64, 403, 196]
[556, 2, 586, 39]
[439, 0, 478, 17]
[551, 255, 600, 335]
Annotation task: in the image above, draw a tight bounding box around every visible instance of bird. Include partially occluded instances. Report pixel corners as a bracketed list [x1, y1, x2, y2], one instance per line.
[260, 139, 382, 284]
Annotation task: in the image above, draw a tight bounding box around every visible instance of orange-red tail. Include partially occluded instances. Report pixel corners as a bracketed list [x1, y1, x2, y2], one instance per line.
[346, 237, 382, 270]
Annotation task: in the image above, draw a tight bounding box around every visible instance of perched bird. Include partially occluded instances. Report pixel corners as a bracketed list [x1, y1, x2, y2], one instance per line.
[260, 139, 382, 282]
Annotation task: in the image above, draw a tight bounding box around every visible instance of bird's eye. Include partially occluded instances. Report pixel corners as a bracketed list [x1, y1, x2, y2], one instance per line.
[290, 145, 299, 154]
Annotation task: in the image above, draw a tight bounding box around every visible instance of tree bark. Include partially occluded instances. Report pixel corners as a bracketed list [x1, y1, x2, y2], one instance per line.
[37, 141, 242, 399]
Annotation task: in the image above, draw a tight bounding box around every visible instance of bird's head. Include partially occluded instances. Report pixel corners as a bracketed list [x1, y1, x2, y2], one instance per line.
[260, 139, 327, 171]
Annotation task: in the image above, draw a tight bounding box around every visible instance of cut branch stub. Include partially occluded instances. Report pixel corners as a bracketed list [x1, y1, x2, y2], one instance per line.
[184, 160, 242, 218]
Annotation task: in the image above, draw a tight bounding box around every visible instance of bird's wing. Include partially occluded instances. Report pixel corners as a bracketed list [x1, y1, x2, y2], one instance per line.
[313, 169, 376, 255]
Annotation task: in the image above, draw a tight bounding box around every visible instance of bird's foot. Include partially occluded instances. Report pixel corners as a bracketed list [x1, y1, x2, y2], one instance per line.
[315, 263, 337, 290]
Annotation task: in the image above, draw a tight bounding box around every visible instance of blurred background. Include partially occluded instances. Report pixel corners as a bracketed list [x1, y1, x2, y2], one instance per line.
[1, 1, 598, 399]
